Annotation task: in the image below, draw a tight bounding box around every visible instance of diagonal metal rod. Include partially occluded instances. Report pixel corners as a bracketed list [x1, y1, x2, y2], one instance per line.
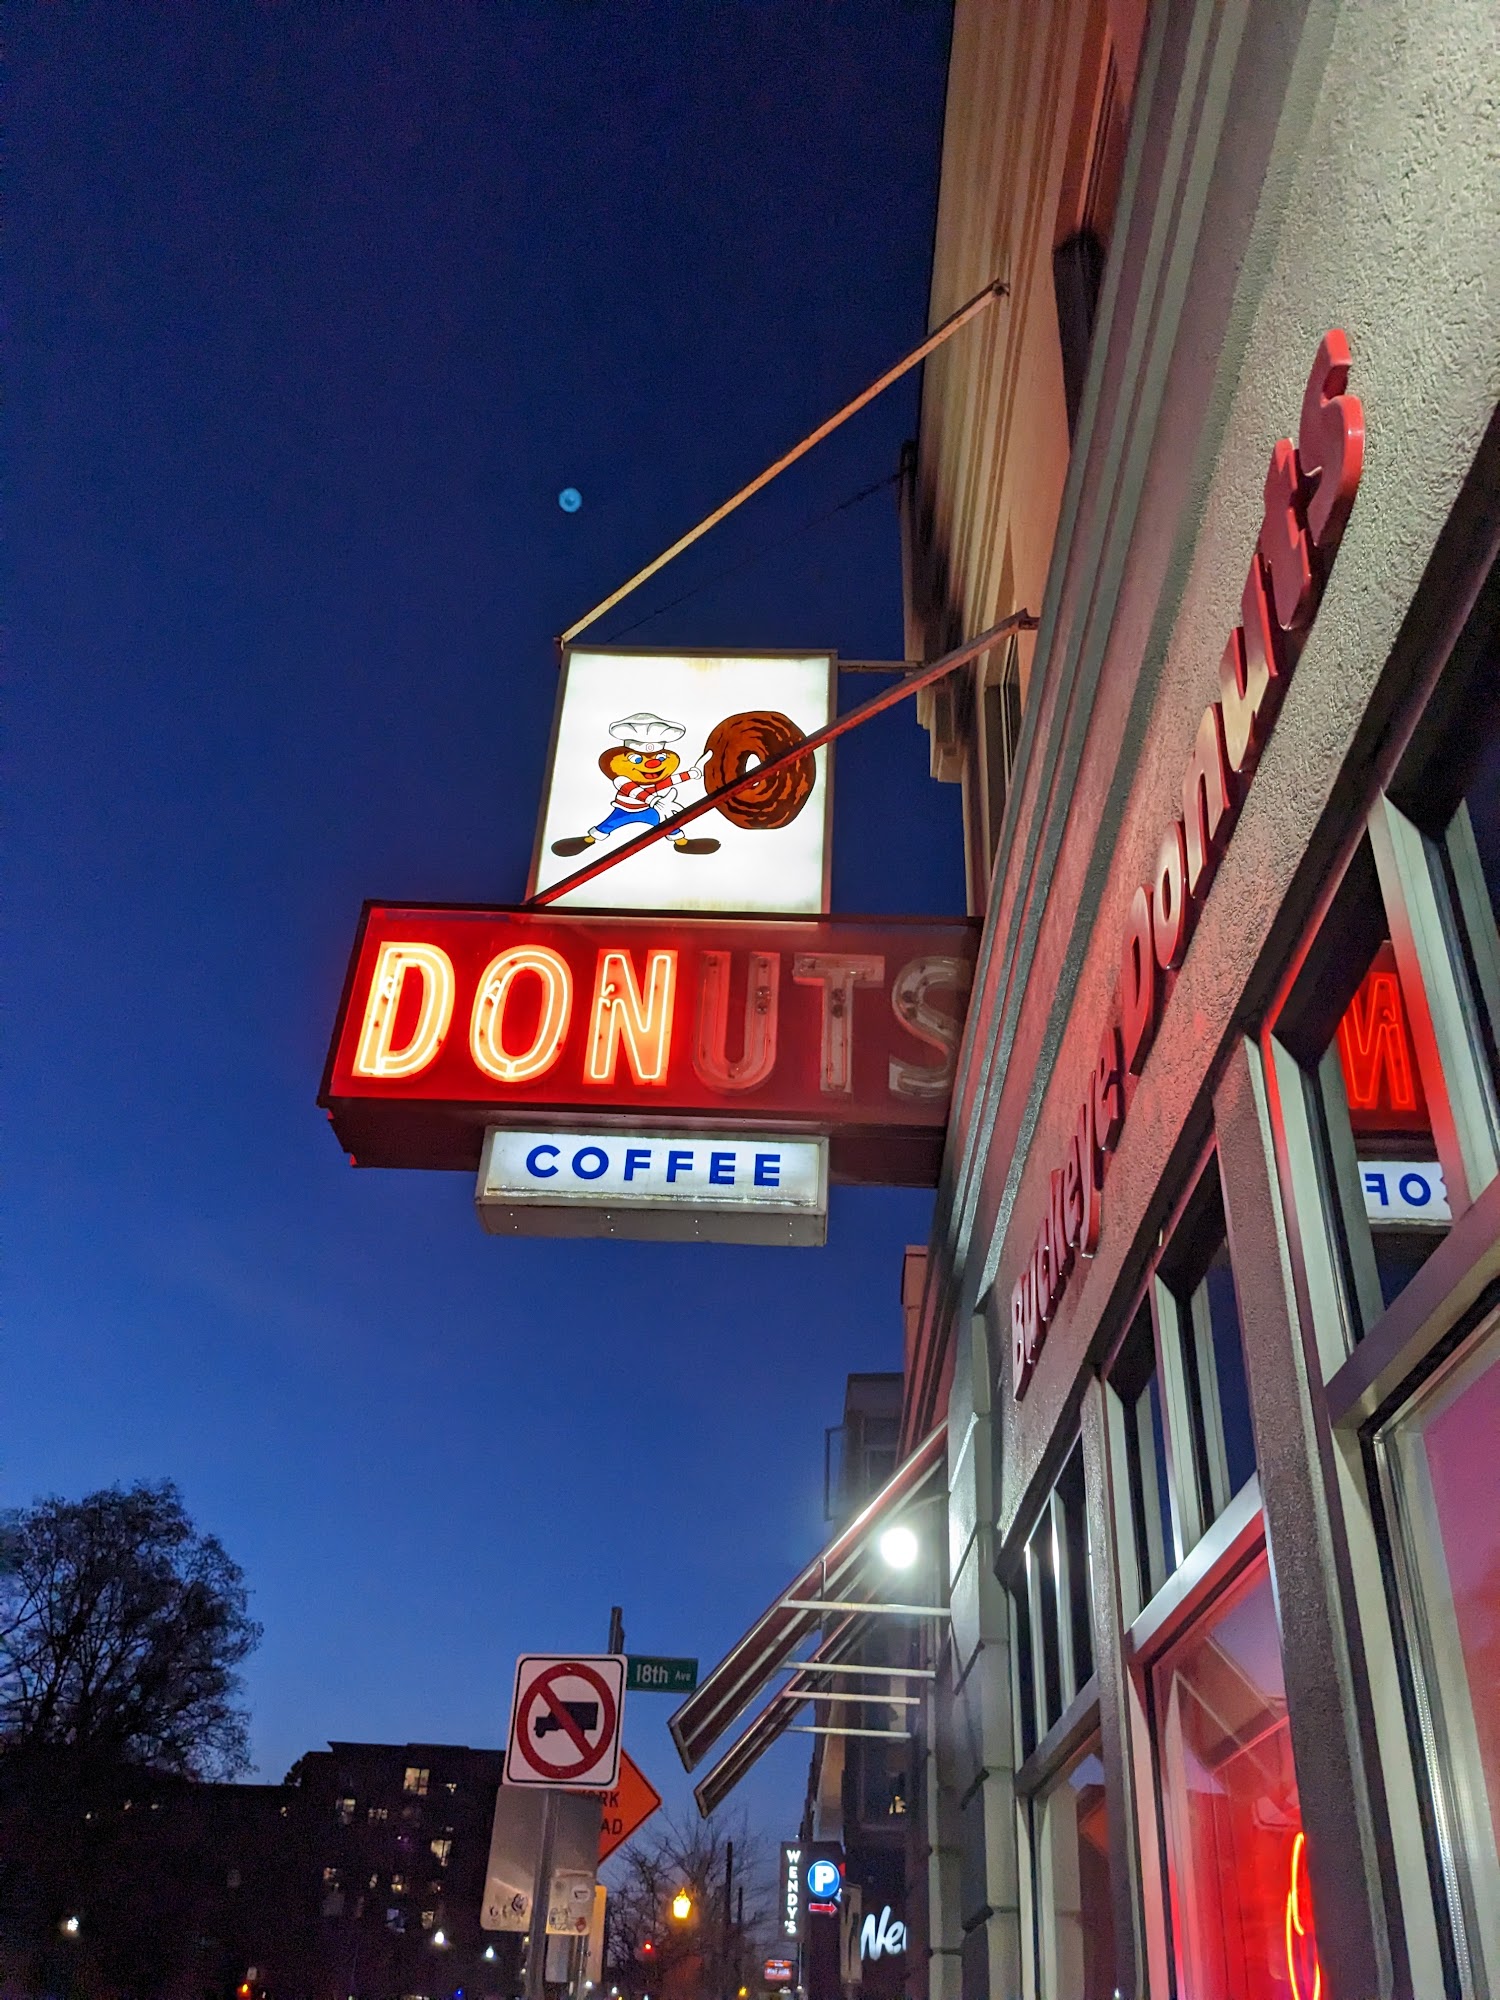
[780, 1598, 951, 1618]
[780, 1690, 923, 1705]
[528, 605, 1036, 908]
[558, 277, 1009, 648]
[789, 1725, 913, 1739]
[779, 1659, 935, 1680]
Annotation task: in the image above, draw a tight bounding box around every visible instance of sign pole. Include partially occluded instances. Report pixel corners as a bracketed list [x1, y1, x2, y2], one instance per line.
[524, 1787, 559, 2000]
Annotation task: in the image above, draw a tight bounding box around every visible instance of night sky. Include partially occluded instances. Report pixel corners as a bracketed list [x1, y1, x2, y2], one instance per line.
[8, 3, 960, 1841]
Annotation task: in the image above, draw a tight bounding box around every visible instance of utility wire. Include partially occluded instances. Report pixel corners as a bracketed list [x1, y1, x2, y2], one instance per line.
[599, 468, 900, 645]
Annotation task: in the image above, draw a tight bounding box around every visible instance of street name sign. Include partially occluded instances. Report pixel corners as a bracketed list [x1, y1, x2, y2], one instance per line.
[504, 1653, 626, 1791]
[625, 1655, 699, 1693]
[597, 1749, 663, 1862]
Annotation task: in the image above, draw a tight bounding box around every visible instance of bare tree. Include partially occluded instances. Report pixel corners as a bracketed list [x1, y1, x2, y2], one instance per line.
[606, 1810, 773, 2000]
[0, 1479, 261, 1780]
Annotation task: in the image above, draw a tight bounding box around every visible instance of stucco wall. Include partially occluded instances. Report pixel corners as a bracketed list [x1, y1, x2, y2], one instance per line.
[927, 0, 1499, 1537]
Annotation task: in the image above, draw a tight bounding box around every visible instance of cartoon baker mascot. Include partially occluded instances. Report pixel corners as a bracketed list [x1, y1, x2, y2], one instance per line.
[551, 711, 721, 857]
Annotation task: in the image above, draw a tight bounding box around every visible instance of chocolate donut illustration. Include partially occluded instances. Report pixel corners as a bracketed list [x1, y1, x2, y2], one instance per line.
[704, 711, 815, 831]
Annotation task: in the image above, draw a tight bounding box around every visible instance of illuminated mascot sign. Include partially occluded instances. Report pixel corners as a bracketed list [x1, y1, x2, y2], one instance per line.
[1011, 332, 1364, 1396]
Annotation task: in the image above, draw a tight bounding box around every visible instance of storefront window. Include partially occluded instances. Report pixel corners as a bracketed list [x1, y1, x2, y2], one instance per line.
[1376, 1303, 1500, 1985]
[1336, 936, 1451, 1308]
[1156, 1168, 1257, 1551]
[1109, 1304, 1174, 1613]
[1153, 1555, 1321, 2000]
[1036, 1739, 1116, 2000]
[1269, 833, 1462, 1355]
[1012, 1439, 1095, 1757]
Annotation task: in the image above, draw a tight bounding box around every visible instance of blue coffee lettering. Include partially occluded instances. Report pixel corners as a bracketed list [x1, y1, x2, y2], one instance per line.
[708, 1151, 735, 1186]
[571, 1146, 609, 1181]
[1362, 1169, 1388, 1207]
[623, 1147, 652, 1182]
[754, 1153, 781, 1187]
[1399, 1172, 1431, 1207]
[526, 1144, 561, 1179]
[665, 1149, 694, 1183]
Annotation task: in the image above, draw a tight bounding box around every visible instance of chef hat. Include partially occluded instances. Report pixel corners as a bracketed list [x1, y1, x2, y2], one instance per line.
[609, 711, 687, 749]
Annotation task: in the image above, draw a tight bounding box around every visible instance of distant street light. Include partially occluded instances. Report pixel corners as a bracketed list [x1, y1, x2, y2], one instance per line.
[671, 1891, 693, 1922]
[61, 1916, 81, 1938]
[878, 1524, 919, 1569]
[433, 1929, 449, 1947]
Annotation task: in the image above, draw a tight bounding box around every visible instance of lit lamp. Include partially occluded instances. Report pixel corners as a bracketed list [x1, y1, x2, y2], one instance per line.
[878, 1524, 919, 1570]
[671, 1890, 693, 1923]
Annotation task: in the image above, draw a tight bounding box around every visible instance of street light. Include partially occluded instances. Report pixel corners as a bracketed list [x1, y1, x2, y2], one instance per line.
[878, 1524, 919, 1569]
[433, 1929, 448, 1948]
[60, 1916, 81, 1938]
[671, 1891, 693, 1923]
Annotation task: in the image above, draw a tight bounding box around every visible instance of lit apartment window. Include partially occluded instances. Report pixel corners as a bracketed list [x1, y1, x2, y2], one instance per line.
[335, 1796, 356, 1826]
[391, 1873, 408, 1895]
[430, 1838, 452, 1868]
[368, 1804, 389, 1823]
[421, 1908, 437, 1931]
[322, 1866, 341, 1887]
[402, 1765, 430, 1796]
[444, 1779, 459, 1794]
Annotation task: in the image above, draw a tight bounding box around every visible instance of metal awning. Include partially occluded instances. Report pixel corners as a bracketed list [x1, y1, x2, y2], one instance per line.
[668, 1423, 947, 1806]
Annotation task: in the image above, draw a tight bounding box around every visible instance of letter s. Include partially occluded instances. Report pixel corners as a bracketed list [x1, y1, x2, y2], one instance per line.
[889, 955, 973, 1099]
[1299, 329, 1364, 552]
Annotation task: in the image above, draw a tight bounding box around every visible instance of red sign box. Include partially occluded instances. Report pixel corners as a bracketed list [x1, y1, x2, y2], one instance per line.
[320, 904, 978, 1185]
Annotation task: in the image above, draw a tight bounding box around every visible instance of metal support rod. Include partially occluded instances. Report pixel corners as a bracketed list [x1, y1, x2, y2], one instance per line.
[558, 277, 1009, 647]
[780, 1689, 923, 1705]
[778, 1659, 935, 1680]
[529, 605, 1037, 908]
[788, 1725, 913, 1739]
[780, 1598, 951, 1617]
[523, 1786, 558, 2000]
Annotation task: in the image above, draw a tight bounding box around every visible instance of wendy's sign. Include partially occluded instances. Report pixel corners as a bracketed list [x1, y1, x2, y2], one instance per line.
[320, 904, 977, 1186]
[1011, 332, 1365, 1397]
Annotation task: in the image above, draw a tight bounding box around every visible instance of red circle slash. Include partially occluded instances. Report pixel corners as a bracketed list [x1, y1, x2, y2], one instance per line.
[518, 1661, 617, 1780]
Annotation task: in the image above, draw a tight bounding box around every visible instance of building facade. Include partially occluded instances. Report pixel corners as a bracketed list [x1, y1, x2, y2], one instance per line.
[901, 1, 1500, 1998]
[0, 1741, 520, 2000]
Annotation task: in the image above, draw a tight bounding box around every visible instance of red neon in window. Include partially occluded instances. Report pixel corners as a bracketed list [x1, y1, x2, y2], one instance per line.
[1284, 1832, 1322, 2000]
[1335, 942, 1428, 1129]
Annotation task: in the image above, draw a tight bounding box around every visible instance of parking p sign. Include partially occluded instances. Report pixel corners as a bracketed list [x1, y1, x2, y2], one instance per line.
[504, 1654, 626, 1790]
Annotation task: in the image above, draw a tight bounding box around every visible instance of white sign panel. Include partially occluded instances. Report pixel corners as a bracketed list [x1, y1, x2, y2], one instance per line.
[504, 1653, 625, 1791]
[531, 649, 834, 915]
[481, 1787, 599, 1932]
[476, 1128, 828, 1246]
[1359, 1159, 1451, 1225]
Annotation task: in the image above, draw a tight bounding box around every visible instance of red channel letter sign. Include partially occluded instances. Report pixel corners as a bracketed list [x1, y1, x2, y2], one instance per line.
[320, 904, 978, 1185]
[1010, 331, 1366, 1398]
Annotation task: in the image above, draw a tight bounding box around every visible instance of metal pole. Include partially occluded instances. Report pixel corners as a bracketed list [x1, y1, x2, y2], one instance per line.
[722, 1840, 734, 2000]
[557, 277, 1009, 648]
[525, 1788, 559, 2000]
[527, 605, 1037, 908]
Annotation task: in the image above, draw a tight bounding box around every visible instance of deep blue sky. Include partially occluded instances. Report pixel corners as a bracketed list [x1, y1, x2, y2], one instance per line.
[7, 3, 960, 1841]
